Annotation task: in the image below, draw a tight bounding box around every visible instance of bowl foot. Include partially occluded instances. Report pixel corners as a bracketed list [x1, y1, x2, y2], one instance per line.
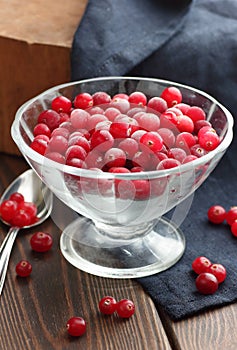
[60, 216, 185, 278]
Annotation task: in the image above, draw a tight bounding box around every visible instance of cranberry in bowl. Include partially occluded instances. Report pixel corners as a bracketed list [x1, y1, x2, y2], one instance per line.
[11, 77, 234, 278]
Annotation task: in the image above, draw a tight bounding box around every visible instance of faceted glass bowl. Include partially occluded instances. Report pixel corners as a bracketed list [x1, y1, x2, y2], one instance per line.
[11, 77, 234, 278]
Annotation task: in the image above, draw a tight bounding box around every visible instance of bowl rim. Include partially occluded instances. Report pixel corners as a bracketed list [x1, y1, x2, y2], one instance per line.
[11, 76, 234, 180]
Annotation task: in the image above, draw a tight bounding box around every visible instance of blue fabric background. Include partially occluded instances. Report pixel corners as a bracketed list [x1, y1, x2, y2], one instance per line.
[71, 0, 237, 320]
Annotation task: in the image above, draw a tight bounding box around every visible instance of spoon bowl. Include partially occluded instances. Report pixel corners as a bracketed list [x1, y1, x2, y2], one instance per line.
[0, 169, 53, 294]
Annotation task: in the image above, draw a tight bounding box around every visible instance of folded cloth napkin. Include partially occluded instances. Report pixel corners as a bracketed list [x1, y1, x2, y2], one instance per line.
[71, 0, 237, 320]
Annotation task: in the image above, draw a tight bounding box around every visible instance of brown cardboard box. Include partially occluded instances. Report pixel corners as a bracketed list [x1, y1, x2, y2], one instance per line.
[0, 0, 88, 155]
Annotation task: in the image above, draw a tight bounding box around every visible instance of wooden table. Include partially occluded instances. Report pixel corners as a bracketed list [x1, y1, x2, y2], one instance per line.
[0, 153, 236, 350]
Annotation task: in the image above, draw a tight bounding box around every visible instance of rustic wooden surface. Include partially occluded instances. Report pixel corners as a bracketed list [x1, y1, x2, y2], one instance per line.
[1, 154, 237, 350]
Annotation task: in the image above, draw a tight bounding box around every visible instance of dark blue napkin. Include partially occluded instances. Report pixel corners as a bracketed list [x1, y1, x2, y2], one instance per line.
[71, 0, 237, 320]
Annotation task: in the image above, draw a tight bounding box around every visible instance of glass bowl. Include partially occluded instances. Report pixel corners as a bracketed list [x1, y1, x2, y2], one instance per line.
[11, 77, 234, 278]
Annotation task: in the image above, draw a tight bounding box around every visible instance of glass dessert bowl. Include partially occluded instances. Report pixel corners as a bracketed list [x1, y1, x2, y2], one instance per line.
[11, 77, 233, 278]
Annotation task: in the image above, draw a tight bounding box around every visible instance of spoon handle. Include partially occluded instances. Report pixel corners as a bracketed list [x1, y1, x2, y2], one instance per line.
[0, 227, 19, 295]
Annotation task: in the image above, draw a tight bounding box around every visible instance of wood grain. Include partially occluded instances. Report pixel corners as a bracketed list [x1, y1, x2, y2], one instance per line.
[0, 154, 171, 350]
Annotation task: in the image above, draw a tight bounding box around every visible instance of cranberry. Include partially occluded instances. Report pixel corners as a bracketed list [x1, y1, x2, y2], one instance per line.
[160, 86, 182, 107]
[38, 109, 61, 131]
[9, 192, 24, 204]
[198, 130, 220, 151]
[92, 91, 111, 105]
[175, 132, 196, 150]
[104, 148, 126, 168]
[73, 92, 93, 109]
[186, 106, 206, 123]
[147, 96, 168, 113]
[192, 256, 212, 274]
[182, 155, 198, 164]
[30, 138, 48, 155]
[207, 205, 226, 224]
[65, 145, 87, 161]
[33, 123, 51, 138]
[87, 114, 108, 131]
[70, 109, 90, 129]
[104, 107, 121, 121]
[66, 157, 84, 168]
[128, 91, 147, 106]
[116, 299, 135, 318]
[168, 148, 187, 163]
[99, 296, 117, 315]
[176, 115, 194, 133]
[133, 179, 150, 200]
[175, 103, 190, 114]
[66, 317, 86, 337]
[132, 151, 152, 170]
[51, 127, 70, 139]
[194, 120, 212, 134]
[140, 132, 163, 153]
[109, 122, 131, 139]
[18, 202, 37, 220]
[226, 207, 237, 225]
[156, 158, 181, 170]
[0, 200, 18, 223]
[11, 211, 32, 227]
[157, 128, 175, 149]
[195, 272, 219, 295]
[160, 110, 178, 130]
[68, 135, 90, 153]
[30, 231, 53, 252]
[118, 138, 139, 159]
[110, 97, 130, 113]
[48, 135, 68, 154]
[51, 96, 72, 113]
[139, 113, 160, 131]
[15, 260, 32, 277]
[231, 221, 237, 237]
[90, 129, 114, 152]
[190, 144, 207, 158]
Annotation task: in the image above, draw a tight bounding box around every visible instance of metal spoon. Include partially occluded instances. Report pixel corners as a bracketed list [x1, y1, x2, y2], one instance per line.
[0, 169, 53, 295]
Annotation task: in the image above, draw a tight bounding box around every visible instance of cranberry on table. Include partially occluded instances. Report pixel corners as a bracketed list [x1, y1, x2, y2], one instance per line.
[30, 231, 53, 252]
[15, 260, 32, 277]
[99, 296, 117, 315]
[66, 317, 86, 337]
[116, 299, 135, 318]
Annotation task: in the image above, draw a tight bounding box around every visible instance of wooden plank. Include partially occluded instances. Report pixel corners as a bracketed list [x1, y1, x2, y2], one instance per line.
[158, 304, 237, 350]
[0, 154, 172, 350]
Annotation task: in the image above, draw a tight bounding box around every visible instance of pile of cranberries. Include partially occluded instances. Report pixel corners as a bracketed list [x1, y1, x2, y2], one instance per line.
[29, 87, 221, 176]
[192, 256, 226, 295]
[0, 192, 38, 227]
[207, 205, 237, 237]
